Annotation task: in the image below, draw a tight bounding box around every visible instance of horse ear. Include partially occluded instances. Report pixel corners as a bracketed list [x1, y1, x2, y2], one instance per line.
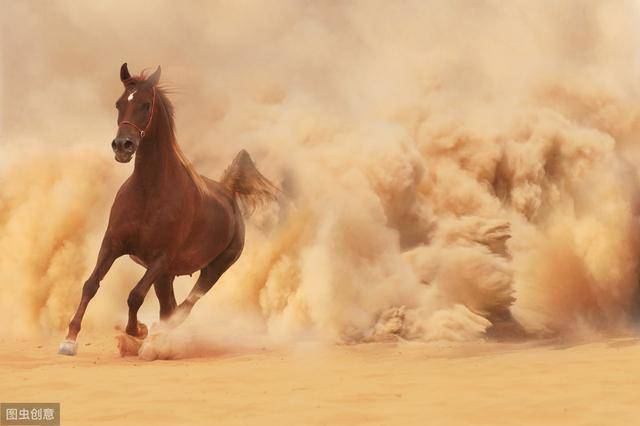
[147, 65, 161, 86]
[120, 63, 131, 82]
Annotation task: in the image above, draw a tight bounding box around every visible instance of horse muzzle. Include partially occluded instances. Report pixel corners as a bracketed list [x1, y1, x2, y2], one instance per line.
[111, 138, 138, 163]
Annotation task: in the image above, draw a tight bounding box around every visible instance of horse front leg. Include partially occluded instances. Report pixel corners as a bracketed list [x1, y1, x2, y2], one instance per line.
[59, 240, 120, 355]
[125, 258, 167, 337]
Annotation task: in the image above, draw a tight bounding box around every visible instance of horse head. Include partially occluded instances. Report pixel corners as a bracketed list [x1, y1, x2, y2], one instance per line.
[112, 63, 161, 163]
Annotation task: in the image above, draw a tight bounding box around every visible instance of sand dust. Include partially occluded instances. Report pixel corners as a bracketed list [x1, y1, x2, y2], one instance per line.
[2, 1, 640, 424]
[2, 0, 640, 348]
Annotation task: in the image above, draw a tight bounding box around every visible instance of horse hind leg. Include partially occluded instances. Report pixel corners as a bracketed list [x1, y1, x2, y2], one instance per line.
[154, 275, 177, 320]
[169, 237, 243, 327]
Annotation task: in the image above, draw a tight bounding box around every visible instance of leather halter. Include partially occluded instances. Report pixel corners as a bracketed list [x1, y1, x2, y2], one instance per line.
[119, 87, 156, 138]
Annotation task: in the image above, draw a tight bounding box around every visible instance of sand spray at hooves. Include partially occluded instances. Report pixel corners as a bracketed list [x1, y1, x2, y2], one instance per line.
[2, 1, 640, 356]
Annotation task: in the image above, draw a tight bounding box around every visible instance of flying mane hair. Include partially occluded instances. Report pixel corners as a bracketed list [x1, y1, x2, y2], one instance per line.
[128, 71, 209, 197]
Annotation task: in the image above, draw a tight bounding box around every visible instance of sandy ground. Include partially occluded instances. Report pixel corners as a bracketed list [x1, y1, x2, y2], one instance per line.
[1, 333, 639, 426]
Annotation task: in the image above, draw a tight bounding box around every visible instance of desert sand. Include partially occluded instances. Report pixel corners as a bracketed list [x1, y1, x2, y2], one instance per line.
[1, 334, 639, 426]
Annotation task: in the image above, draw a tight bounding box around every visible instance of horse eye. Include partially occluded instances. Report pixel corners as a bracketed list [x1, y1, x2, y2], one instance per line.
[142, 102, 151, 110]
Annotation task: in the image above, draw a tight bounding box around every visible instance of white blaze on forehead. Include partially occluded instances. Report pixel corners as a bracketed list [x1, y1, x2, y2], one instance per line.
[127, 90, 137, 101]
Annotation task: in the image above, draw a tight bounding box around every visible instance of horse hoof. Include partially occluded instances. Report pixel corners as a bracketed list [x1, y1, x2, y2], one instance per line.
[125, 322, 148, 339]
[137, 322, 148, 339]
[58, 340, 78, 356]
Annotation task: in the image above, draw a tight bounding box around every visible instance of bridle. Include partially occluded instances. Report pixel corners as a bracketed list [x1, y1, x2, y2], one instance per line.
[119, 87, 156, 138]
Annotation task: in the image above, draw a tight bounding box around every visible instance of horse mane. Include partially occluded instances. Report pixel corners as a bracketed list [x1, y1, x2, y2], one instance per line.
[128, 71, 176, 133]
[130, 72, 208, 196]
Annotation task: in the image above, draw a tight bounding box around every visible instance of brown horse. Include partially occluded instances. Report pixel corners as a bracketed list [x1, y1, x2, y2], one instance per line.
[59, 63, 278, 355]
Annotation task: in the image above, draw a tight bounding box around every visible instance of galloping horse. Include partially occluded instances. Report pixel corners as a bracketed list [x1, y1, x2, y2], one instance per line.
[59, 63, 278, 355]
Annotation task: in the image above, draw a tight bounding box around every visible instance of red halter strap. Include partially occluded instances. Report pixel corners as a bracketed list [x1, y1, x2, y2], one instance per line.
[119, 87, 156, 138]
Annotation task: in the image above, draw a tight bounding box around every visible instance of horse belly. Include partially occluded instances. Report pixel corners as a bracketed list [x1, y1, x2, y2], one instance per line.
[172, 234, 230, 275]
[129, 255, 149, 268]
[172, 200, 237, 275]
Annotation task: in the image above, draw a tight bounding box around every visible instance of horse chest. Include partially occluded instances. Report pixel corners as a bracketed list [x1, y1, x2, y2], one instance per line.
[139, 211, 183, 240]
[127, 225, 181, 267]
[125, 205, 188, 257]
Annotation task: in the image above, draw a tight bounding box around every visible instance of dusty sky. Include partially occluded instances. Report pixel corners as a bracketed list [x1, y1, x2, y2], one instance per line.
[2, 1, 640, 349]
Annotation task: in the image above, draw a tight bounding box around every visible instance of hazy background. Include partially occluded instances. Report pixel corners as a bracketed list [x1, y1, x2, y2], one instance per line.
[3, 1, 640, 351]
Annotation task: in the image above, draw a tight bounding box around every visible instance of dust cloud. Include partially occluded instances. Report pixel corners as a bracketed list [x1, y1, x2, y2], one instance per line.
[2, 1, 640, 351]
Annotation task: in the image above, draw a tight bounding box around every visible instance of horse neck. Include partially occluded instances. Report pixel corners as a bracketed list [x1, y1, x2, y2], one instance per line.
[132, 102, 185, 192]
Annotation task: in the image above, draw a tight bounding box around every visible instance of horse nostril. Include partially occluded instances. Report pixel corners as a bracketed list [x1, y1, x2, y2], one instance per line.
[111, 140, 117, 150]
[124, 140, 134, 151]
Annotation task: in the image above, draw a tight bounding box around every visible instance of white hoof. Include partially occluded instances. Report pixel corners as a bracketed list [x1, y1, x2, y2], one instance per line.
[58, 340, 78, 356]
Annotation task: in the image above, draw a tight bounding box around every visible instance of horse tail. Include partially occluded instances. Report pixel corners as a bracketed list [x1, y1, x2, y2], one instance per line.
[221, 149, 280, 216]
